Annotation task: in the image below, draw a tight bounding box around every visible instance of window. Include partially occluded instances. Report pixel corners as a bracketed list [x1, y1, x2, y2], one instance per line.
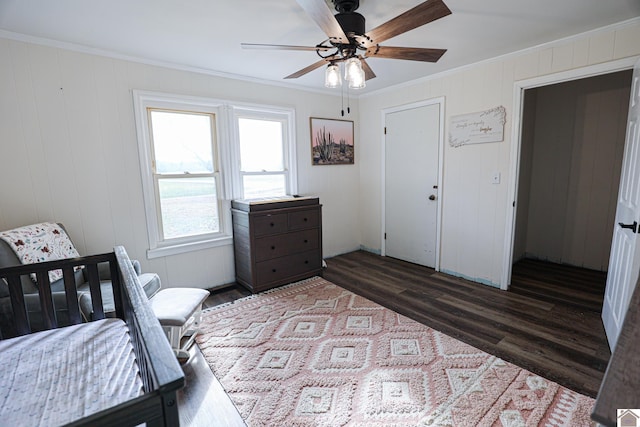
[134, 91, 296, 258]
[232, 107, 296, 199]
[149, 109, 220, 240]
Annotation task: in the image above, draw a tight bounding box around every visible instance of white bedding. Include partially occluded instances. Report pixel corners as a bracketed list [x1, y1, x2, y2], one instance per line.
[0, 318, 143, 426]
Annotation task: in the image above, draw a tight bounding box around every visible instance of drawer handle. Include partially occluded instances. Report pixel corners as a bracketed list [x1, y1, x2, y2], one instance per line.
[304, 260, 309, 264]
[272, 268, 277, 273]
[303, 218, 308, 222]
[270, 222, 275, 227]
[271, 245, 276, 250]
[304, 239, 308, 243]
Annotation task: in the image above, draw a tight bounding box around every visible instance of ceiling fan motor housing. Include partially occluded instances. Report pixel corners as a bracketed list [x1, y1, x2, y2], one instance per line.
[335, 11, 365, 36]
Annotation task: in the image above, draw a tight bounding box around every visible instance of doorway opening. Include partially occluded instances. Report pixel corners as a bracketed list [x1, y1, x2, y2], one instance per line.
[510, 69, 633, 313]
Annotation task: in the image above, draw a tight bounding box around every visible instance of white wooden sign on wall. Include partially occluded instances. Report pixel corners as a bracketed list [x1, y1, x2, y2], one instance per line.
[449, 106, 506, 147]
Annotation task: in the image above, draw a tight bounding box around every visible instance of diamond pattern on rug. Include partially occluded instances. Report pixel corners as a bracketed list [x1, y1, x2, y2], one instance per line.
[258, 350, 292, 369]
[333, 310, 389, 336]
[312, 338, 370, 372]
[250, 376, 358, 427]
[297, 387, 336, 414]
[360, 368, 431, 416]
[378, 332, 435, 366]
[231, 341, 311, 383]
[197, 277, 595, 426]
[196, 347, 247, 378]
[277, 315, 331, 339]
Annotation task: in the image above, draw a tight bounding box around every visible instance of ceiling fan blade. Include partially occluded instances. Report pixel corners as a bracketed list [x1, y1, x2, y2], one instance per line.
[360, 58, 376, 80]
[296, 0, 349, 44]
[365, 0, 452, 46]
[241, 43, 333, 52]
[367, 46, 447, 62]
[284, 56, 335, 79]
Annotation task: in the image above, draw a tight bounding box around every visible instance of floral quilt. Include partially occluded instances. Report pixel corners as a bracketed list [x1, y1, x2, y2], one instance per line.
[0, 222, 80, 283]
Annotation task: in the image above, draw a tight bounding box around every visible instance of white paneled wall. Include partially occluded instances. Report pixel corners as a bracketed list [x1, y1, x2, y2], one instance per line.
[358, 19, 640, 287]
[0, 39, 362, 288]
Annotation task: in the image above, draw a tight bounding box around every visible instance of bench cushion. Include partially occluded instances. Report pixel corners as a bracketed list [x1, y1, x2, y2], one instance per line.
[151, 288, 209, 326]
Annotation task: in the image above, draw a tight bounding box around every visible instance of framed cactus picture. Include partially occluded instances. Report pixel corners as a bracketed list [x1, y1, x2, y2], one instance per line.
[310, 117, 354, 165]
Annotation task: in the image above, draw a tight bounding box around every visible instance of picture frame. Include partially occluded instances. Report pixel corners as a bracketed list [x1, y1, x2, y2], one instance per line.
[310, 117, 354, 165]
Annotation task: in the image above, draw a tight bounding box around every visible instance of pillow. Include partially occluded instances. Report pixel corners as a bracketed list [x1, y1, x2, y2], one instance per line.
[0, 222, 80, 283]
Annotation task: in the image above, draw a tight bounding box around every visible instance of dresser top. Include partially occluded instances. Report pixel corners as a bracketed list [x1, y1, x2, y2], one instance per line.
[232, 196, 319, 212]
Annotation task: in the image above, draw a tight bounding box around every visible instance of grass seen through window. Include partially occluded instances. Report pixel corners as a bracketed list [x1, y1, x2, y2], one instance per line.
[158, 178, 219, 239]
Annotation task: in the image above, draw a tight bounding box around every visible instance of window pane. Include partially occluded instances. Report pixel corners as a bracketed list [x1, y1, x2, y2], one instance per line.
[242, 175, 286, 199]
[158, 177, 219, 239]
[238, 118, 284, 172]
[150, 110, 214, 174]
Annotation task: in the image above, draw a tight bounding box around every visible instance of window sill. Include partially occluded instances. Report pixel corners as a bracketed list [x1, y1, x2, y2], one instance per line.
[147, 235, 233, 259]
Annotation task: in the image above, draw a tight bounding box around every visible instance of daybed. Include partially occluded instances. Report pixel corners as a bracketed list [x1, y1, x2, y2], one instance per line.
[0, 246, 184, 426]
[0, 222, 161, 338]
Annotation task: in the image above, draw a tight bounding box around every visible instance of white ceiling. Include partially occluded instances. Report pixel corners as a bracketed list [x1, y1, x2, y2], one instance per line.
[1, 0, 639, 94]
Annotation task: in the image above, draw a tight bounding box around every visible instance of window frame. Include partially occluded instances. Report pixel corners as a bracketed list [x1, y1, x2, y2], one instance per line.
[230, 104, 298, 200]
[133, 91, 233, 259]
[149, 108, 222, 241]
[133, 91, 297, 259]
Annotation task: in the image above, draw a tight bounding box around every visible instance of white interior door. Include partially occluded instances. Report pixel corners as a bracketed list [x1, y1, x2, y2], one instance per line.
[602, 58, 640, 349]
[384, 103, 440, 268]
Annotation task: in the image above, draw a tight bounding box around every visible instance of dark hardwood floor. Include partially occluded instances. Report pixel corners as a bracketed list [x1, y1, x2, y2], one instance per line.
[177, 250, 610, 426]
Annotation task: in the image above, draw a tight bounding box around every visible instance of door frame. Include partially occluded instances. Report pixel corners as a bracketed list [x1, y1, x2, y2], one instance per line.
[381, 97, 445, 271]
[501, 56, 640, 290]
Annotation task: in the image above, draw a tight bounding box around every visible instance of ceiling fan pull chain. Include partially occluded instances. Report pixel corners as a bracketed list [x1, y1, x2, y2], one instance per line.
[341, 77, 345, 116]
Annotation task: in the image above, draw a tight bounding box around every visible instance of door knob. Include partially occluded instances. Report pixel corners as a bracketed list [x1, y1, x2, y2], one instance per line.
[619, 221, 638, 233]
[429, 195, 436, 201]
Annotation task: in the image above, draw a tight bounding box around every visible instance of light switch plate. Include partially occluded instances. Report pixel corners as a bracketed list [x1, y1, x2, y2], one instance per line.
[491, 172, 501, 184]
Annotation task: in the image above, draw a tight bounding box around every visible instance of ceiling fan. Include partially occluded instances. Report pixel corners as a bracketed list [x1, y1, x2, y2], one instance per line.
[242, 0, 452, 88]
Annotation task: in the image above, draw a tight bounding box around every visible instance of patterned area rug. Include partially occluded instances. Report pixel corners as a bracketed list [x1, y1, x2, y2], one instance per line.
[196, 277, 594, 426]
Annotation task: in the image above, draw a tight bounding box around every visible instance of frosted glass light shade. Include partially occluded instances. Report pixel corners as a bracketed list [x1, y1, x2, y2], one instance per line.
[344, 57, 360, 81]
[325, 64, 341, 88]
[348, 62, 366, 89]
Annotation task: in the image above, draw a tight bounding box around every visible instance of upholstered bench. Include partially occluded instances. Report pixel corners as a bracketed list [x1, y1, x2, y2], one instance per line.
[150, 288, 210, 360]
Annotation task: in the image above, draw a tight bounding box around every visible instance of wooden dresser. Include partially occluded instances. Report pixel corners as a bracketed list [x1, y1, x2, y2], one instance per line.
[231, 197, 323, 293]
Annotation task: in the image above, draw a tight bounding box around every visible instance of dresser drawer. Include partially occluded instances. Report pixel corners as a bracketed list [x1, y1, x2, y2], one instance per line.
[254, 228, 319, 262]
[253, 213, 288, 236]
[288, 208, 320, 230]
[255, 250, 321, 285]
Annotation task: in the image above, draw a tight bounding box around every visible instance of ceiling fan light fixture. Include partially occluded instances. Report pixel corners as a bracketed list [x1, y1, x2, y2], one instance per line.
[344, 57, 360, 81]
[348, 65, 366, 89]
[325, 63, 342, 88]
[345, 57, 365, 89]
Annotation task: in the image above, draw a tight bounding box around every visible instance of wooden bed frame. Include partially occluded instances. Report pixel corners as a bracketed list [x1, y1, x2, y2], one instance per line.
[0, 246, 184, 426]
